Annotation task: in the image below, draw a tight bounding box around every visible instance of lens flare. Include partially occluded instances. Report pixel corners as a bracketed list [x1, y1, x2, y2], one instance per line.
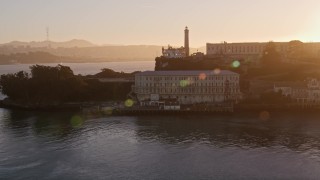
[213, 68, 221, 75]
[180, 80, 189, 87]
[232, 60, 240, 68]
[125, 99, 134, 107]
[70, 115, 83, 128]
[199, 73, 206, 80]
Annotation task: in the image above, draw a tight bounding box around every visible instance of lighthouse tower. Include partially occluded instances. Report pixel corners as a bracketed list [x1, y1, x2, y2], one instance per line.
[184, 26, 189, 57]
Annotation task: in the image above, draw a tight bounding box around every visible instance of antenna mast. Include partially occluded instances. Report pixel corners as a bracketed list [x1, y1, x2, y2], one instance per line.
[46, 27, 51, 48]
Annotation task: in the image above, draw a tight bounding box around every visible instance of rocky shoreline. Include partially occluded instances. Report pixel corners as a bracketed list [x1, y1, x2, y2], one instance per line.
[2, 98, 320, 115]
[0, 99, 82, 111]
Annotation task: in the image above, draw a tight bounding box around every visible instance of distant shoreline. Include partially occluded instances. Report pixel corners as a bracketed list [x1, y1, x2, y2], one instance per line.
[0, 59, 154, 65]
[1, 99, 320, 115]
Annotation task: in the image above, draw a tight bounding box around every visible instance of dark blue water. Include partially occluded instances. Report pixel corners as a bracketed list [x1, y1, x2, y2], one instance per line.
[1, 108, 320, 179]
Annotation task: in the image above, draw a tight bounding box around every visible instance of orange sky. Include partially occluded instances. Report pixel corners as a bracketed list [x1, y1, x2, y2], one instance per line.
[1, 0, 320, 47]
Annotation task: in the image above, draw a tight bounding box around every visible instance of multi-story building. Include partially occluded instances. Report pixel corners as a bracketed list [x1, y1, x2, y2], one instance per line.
[274, 78, 320, 105]
[162, 46, 186, 58]
[206, 41, 320, 61]
[206, 42, 289, 59]
[133, 70, 241, 105]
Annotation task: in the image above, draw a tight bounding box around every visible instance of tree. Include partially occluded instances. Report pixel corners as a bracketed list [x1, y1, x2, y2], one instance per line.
[260, 91, 291, 104]
[0, 65, 133, 105]
[288, 40, 303, 59]
[28, 65, 87, 102]
[261, 42, 282, 66]
[94, 68, 136, 78]
[0, 71, 30, 100]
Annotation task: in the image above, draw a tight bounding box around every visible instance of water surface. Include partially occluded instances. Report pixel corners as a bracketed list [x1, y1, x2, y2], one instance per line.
[0, 109, 320, 179]
[0, 61, 155, 75]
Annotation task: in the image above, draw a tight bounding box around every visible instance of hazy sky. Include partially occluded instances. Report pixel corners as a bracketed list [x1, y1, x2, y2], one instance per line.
[1, 0, 320, 47]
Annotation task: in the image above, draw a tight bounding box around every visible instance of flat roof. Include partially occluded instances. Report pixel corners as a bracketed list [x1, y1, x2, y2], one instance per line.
[206, 42, 288, 45]
[206, 42, 320, 45]
[136, 70, 238, 76]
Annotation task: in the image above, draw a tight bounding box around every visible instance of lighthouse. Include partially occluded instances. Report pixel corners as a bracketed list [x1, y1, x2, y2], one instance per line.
[184, 26, 189, 57]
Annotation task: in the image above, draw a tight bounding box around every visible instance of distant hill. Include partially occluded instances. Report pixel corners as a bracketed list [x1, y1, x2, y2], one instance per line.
[0, 52, 62, 64]
[1, 39, 96, 48]
[0, 40, 206, 62]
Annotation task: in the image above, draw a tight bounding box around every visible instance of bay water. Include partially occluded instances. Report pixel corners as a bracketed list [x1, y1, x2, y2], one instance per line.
[1, 61, 320, 179]
[0, 110, 320, 179]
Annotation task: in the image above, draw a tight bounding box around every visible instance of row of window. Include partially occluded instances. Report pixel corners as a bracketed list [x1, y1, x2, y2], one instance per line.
[207, 45, 289, 54]
[136, 87, 240, 94]
[141, 82, 239, 87]
[140, 76, 239, 81]
[138, 95, 239, 102]
[208, 46, 265, 53]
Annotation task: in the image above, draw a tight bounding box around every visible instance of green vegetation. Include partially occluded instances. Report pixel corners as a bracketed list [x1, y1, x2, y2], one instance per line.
[288, 40, 303, 59]
[0, 65, 134, 106]
[245, 42, 320, 81]
[260, 42, 282, 66]
[155, 56, 245, 74]
[240, 91, 291, 105]
[246, 62, 320, 82]
[155, 57, 213, 71]
[259, 91, 291, 104]
[92, 68, 139, 78]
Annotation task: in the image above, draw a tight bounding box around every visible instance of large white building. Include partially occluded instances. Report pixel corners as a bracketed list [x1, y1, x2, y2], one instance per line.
[133, 70, 241, 105]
